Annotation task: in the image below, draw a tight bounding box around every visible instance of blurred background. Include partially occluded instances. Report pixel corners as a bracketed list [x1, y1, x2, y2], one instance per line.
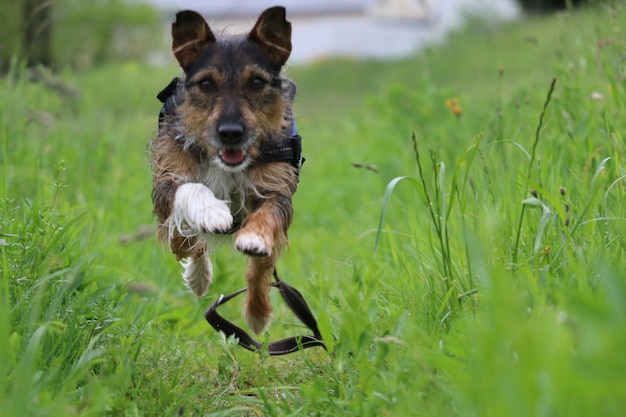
[0, 0, 592, 71]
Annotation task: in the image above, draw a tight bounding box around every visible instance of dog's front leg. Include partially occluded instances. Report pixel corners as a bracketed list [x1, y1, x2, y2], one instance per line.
[235, 195, 292, 257]
[168, 182, 234, 297]
[154, 179, 235, 297]
[172, 182, 234, 236]
[236, 196, 293, 333]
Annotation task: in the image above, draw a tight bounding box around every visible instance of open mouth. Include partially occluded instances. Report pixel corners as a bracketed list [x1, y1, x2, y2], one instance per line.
[218, 148, 247, 166]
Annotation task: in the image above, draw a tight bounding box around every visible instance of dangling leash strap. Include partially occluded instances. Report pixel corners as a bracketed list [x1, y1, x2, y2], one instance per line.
[205, 270, 326, 355]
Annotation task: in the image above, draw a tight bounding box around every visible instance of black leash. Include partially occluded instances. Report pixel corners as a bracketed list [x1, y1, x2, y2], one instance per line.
[205, 270, 326, 355]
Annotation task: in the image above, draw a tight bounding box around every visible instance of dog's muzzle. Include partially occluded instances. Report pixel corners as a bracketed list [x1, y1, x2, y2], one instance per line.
[215, 123, 249, 166]
[157, 77, 305, 174]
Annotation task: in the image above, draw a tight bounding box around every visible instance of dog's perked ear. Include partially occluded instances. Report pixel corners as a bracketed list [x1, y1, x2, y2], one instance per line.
[172, 10, 216, 70]
[248, 7, 292, 68]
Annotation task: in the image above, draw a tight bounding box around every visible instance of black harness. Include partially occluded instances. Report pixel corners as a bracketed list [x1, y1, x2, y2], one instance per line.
[156, 78, 324, 356]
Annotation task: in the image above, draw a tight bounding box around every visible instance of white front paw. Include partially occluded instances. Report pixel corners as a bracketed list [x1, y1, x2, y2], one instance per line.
[235, 232, 271, 257]
[173, 183, 233, 236]
[198, 199, 233, 234]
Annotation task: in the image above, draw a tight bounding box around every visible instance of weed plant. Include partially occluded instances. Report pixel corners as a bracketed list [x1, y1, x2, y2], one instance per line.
[1, 3, 625, 416]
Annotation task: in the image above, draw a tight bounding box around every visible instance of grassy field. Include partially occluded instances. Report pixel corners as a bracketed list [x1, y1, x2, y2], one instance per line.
[2, 3, 625, 416]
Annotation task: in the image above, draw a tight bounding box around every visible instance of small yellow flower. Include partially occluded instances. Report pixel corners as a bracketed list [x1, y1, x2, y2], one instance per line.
[445, 97, 462, 118]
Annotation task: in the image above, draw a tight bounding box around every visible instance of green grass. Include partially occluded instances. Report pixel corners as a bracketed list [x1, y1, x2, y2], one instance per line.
[2, 3, 626, 416]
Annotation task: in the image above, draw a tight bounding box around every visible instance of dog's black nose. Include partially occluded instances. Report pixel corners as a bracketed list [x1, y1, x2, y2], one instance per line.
[218, 123, 244, 145]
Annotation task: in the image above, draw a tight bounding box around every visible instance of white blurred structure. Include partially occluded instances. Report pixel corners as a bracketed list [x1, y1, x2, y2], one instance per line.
[144, 0, 519, 64]
[369, 0, 432, 20]
[144, 0, 366, 16]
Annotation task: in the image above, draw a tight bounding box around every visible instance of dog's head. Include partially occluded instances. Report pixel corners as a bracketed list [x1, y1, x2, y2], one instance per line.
[171, 7, 293, 172]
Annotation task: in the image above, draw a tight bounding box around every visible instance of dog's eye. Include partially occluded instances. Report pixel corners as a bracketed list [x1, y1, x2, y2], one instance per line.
[199, 79, 214, 91]
[249, 77, 266, 90]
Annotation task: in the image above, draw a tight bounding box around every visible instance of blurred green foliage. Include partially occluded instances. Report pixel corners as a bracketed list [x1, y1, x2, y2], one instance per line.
[516, 0, 609, 12]
[0, 0, 160, 71]
[1, 2, 624, 415]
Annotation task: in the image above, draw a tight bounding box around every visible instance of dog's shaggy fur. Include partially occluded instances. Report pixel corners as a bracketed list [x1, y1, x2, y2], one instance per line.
[150, 7, 299, 334]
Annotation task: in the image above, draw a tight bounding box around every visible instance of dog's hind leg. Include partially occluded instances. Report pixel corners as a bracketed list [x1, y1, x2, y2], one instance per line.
[168, 236, 213, 298]
[181, 246, 212, 297]
[236, 195, 293, 333]
[243, 254, 276, 334]
[159, 181, 233, 298]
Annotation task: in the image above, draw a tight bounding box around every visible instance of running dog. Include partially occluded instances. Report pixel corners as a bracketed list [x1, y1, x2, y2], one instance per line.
[150, 7, 302, 334]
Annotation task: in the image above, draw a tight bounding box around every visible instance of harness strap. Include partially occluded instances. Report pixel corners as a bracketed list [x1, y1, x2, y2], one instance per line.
[157, 77, 180, 125]
[257, 135, 305, 170]
[205, 270, 326, 355]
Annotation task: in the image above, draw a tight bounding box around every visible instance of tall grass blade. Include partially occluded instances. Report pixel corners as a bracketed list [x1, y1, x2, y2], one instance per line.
[521, 197, 551, 253]
[374, 175, 423, 253]
[512, 78, 557, 268]
[571, 157, 611, 235]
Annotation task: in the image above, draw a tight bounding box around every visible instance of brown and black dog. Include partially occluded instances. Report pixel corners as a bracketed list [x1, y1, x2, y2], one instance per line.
[150, 7, 300, 334]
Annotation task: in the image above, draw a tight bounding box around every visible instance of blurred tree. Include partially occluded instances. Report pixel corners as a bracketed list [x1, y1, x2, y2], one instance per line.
[22, 0, 53, 67]
[51, 0, 160, 70]
[0, 1, 21, 70]
[0, 0, 159, 72]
